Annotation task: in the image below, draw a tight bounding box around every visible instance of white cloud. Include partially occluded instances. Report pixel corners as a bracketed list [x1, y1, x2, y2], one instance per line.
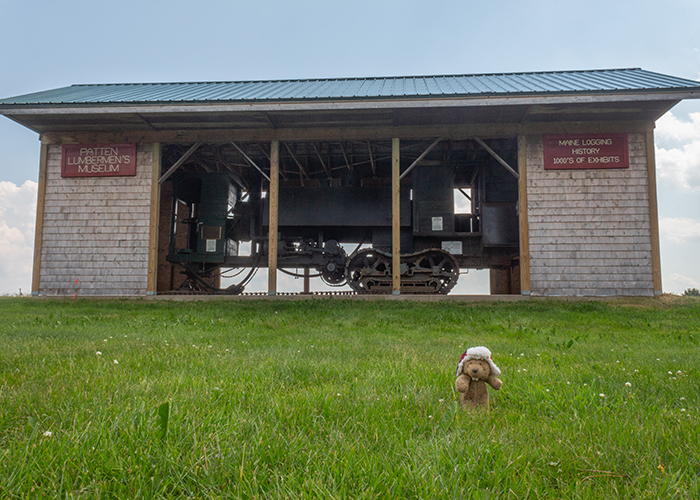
[663, 273, 700, 295]
[659, 216, 700, 244]
[655, 112, 700, 191]
[656, 112, 700, 143]
[0, 180, 37, 294]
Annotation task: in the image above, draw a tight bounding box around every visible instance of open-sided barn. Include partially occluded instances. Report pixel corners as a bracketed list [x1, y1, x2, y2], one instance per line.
[2, 68, 699, 297]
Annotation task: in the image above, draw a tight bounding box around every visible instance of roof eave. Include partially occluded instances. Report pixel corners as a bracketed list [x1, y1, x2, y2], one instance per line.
[2, 90, 699, 116]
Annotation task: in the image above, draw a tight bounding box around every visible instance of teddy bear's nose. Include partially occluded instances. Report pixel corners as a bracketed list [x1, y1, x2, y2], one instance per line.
[472, 368, 478, 373]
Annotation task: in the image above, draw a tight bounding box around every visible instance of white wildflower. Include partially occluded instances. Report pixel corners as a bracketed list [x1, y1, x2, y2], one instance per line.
[625, 382, 632, 387]
[96, 351, 102, 356]
[681, 409, 686, 412]
[113, 359, 119, 365]
[43, 431, 52, 437]
[599, 393, 605, 398]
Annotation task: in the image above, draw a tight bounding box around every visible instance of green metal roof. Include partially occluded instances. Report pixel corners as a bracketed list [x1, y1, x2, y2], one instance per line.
[2, 68, 699, 106]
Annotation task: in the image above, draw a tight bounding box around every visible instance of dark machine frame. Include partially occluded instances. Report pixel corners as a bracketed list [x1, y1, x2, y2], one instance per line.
[164, 138, 520, 294]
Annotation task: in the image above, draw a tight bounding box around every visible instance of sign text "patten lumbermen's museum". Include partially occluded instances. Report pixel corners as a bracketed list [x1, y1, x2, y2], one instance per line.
[61, 144, 137, 177]
[543, 134, 629, 170]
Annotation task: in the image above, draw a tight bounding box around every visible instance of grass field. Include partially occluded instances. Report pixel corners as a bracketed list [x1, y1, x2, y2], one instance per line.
[0, 296, 698, 499]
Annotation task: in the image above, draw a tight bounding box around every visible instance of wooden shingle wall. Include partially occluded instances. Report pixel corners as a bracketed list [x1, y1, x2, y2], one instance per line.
[526, 134, 654, 296]
[38, 145, 153, 295]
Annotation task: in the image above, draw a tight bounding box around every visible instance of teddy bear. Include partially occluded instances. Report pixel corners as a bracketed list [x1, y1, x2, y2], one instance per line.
[455, 346, 502, 411]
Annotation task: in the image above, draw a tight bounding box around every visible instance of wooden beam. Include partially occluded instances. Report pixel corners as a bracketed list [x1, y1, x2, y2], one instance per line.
[39, 120, 653, 145]
[646, 128, 663, 295]
[399, 137, 442, 180]
[268, 140, 280, 295]
[392, 138, 401, 295]
[213, 150, 249, 190]
[147, 143, 162, 295]
[31, 143, 49, 295]
[283, 142, 309, 178]
[474, 136, 519, 179]
[158, 141, 201, 184]
[231, 141, 271, 181]
[367, 141, 376, 177]
[517, 135, 531, 295]
[311, 142, 331, 178]
[340, 142, 352, 172]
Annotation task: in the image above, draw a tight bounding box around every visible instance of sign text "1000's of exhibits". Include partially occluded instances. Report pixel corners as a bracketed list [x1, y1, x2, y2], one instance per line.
[543, 134, 629, 170]
[61, 144, 137, 177]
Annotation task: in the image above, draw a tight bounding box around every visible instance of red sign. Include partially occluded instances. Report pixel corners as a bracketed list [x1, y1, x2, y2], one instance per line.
[543, 134, 628, 170]
[61, 144, 137, 177]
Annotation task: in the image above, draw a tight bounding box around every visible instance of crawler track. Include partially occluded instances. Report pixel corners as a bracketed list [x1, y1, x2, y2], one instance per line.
[345, 248, 459, 294]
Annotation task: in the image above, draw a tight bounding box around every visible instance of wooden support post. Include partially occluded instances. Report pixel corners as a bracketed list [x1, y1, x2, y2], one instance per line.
[147, 143, 162, 295]
[31, 143, 49, 296]
[646, 128, 663, 295]
[392, 138, 401, 295]
[268, 140, 280, 295]
[517, 135, 531, 295]
[303, 268, 310, 294]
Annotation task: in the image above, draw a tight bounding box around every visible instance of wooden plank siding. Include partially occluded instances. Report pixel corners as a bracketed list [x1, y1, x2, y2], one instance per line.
[526, 133, 655, 296]
[37, 144, 154, 295]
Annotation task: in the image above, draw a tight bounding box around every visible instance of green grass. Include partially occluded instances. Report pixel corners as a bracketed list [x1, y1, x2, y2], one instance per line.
[0, 296, 699, 499]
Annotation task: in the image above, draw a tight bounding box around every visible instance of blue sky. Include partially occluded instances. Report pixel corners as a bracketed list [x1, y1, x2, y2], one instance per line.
[1, 0, 700, 294]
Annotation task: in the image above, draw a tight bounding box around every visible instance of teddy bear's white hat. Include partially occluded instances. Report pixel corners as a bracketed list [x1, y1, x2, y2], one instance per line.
[456, 346, 501, 378]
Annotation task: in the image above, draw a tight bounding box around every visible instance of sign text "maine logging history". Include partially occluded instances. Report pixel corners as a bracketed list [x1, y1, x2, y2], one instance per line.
[543, 134, 629, 170]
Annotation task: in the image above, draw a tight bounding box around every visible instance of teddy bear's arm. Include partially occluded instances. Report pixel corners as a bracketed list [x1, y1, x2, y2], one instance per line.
[486, 376, 502, 391]
[455, 374, 470, 393]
